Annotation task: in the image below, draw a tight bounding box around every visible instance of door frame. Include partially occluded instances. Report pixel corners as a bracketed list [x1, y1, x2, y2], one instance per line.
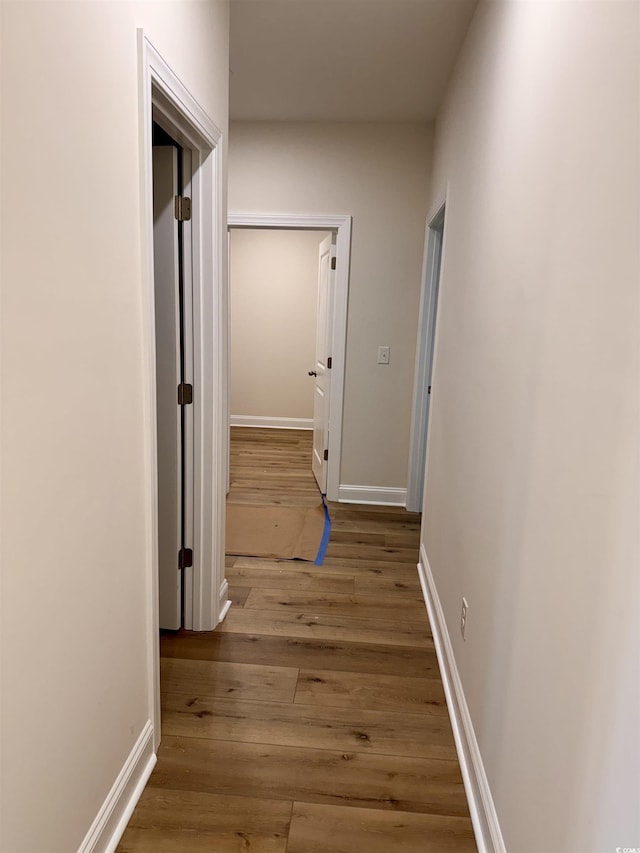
[227, 213, 352, 503]
[139, 33, 227, 746]
[406, 198, 447, 512]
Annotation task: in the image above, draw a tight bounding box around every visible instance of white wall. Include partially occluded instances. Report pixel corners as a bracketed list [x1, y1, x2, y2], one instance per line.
[230, 228, 329, 423]
[0, 2, 228, 851]
[421, 1, 639, 850]
[229, 122, 432, 491]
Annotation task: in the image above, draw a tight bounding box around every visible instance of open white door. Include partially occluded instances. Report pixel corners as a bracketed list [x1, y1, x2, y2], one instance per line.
[153, 146, 181, 630]
[311, 234, 335, 494]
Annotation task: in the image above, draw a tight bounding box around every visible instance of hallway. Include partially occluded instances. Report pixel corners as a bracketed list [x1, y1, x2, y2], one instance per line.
[117, 428, 476, 851]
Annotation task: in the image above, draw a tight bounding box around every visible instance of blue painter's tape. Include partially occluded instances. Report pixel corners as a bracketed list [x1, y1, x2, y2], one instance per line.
[314, 496, 332, 566]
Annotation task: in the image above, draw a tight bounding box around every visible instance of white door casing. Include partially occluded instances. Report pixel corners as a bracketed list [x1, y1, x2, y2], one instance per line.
[406, 201, 446, 512]
[153, 146, 181, 630]
[312, 234, 335, 493]
[140, 32, 225, 749]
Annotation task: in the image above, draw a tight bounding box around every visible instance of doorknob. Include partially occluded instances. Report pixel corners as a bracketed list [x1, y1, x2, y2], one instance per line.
[308, 370, 317, 377]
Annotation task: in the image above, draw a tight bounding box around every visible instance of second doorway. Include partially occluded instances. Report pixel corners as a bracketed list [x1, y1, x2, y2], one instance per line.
[228, 227, 335, 495]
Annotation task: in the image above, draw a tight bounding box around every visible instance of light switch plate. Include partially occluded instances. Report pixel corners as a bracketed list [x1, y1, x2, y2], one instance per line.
[377, 346, 390, 364]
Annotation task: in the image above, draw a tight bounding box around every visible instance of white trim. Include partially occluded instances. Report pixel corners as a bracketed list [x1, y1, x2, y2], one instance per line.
[417, 545, 506, 853]
[230, 415, 313, 430]
[139, 28, 225, 686]
[77, 721, 156, 853]
[229, 213, 348, 231]
[338, 485, 407, 506]
[219, 577, 232, 623]
[406, 198, 446, 512]
[228, 213, 352, 503]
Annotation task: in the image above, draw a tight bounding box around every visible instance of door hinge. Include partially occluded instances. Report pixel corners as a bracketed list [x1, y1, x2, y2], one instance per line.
[331, 256, 337, 270]
[178, 547, 193, 570]
[428, 385, 432, 395]
[174, 196, 192, 222]
[178, 383, 193, 405]
[323, 448, 329, 461]
[327, 357, 332, 369]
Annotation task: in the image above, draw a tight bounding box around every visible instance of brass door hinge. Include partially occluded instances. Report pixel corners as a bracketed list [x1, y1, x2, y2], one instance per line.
[174, 196, 192, 222]
[178, 383, 193, 405]
[178, 547, 193, 570]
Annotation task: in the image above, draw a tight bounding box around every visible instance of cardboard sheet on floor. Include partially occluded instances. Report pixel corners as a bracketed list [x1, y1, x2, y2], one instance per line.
[225, 503, 326, 562]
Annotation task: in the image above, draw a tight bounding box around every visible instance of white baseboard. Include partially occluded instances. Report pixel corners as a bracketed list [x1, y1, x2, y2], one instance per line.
[219, 578, 232, 623]
[77, 720, 156, 853]
[338, 485, 407, 506]
[230, 415, 313, 430]
[417, 545, 505, 853]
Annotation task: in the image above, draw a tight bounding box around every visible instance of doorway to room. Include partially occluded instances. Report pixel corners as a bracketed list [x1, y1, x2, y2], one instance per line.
[152, 123, 193, 632]
[227, 214, 352, 503]
[228, 227, 333, 495]
[139, 39, 227, 757]
[406, 203, 446, 512]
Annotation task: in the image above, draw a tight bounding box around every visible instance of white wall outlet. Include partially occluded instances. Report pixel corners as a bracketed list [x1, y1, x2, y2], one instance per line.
[377, 345, 390, 364]
[460, 597, 469, 641]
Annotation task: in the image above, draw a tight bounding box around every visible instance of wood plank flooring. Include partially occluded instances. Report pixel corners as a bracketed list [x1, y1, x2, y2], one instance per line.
[118, 428, 476, 852]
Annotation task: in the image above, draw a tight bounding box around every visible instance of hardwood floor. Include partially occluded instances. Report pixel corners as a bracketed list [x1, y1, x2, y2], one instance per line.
[118, 428, 476, 852]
